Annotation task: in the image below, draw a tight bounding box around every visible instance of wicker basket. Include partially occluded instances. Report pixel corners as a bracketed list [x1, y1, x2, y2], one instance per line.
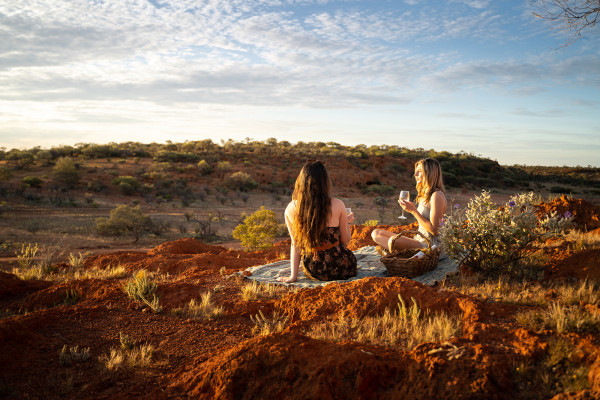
[380, 231, 440, 278]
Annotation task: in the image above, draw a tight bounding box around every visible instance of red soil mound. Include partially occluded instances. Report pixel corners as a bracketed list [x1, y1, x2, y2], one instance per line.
[84, 239, 291, 276]
[171, 331, 514, 400]
[148, 238, 228, 255]
[545, 248, 600, 282]
[0, 271, 52, 299]
[536, 195, 600, 231]
[276, 276, 465, 327]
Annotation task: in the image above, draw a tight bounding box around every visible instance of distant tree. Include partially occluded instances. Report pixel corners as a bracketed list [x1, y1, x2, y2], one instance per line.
[52, 157, 80, 188]
[5, 150, 34, 169]
[533, 0, 600, 45]
[95, 204, 154, 243]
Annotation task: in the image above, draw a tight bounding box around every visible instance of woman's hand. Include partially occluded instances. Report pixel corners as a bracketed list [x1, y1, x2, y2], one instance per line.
[347, 212, 355, 224]
[399, 199, 417, 214]
[277, 276, 297, 283]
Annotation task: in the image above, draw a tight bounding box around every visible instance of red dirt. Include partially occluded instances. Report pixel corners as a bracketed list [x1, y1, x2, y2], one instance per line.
[536, 195, 600, 232]
[2, 199, 600, 399]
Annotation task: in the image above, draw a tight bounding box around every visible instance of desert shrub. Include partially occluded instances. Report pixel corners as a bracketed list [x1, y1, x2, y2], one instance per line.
[225, 171, 258, 192]
[373, 196, 388, 207]
[87, 179, 106, 192]
[5, 149, 34, 169]
[366, 184, 395, 197]
[52, 157, 80, 188]
[0, 166, 12, 182]
[550, 186, 574, 194]
[124, 270, 162, 313]
[197, 160, 213, 175]
[440, 191, 573, 280]
[21, 176, 43, 188]
[95, 204, 154, 242]
[232, 206, 279, 251]
[111, 176, 141, 195]
[216, 161, 232, 172]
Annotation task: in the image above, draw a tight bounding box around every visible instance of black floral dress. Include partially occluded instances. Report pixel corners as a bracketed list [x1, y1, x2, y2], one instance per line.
[301, 226, 357, 281]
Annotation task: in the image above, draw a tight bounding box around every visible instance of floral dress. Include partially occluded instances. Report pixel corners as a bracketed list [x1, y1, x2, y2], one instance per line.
[301, 226, 357, 281]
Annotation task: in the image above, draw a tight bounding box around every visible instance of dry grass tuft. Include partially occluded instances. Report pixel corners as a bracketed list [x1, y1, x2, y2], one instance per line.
[241, 279, 291, 301]
[250, 310, 289, 335]
[100, 342, 154, 371]
[173, 292, 224, 320]
[565, 230, 600, 251]
[12, 263, 127, 282]
[307, 295, 461, 350]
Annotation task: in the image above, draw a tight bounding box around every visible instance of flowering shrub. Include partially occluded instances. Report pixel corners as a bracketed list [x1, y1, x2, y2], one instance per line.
[440, 191, 572, 279]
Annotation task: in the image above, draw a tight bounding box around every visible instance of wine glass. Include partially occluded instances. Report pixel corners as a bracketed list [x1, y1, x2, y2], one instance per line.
[345, 207, 352, 215]
[398, 191, 409, 219]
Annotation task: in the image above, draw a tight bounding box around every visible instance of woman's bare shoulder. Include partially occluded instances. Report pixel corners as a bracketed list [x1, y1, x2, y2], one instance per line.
[432, 190, 446, 201]
[330, 197, 346, 210]
[285, 200, 296, 215]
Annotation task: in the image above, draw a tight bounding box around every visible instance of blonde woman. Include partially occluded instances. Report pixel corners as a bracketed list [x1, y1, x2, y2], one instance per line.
[372, 158, 447, 252]
[277, 160, 357, 283]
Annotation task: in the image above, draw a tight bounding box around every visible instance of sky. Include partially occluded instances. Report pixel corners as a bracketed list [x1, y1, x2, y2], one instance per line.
[0, 0, 598, 167]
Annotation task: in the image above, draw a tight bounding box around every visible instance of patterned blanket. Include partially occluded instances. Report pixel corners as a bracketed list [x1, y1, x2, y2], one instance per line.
[243, 246, 459, 288]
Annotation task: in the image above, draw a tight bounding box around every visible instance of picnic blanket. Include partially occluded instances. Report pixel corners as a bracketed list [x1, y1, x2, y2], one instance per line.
[243, 246, 459, 288]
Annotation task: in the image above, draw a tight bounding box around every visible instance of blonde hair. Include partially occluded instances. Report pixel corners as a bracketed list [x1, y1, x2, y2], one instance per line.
[291, 160, 331, 253]
[415, 158, 445, 204]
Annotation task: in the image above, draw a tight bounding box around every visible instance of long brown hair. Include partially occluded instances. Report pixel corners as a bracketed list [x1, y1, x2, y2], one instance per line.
[415, 158, 445, 204]
[291, 160, 331, 253]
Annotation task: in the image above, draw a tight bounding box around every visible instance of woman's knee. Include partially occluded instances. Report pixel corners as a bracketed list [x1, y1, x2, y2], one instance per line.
[371, 229, 382, 241]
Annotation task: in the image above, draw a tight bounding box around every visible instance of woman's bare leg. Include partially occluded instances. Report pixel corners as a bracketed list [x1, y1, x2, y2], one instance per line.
[371, 229, 422, 251]
[371, 229, 395, 248]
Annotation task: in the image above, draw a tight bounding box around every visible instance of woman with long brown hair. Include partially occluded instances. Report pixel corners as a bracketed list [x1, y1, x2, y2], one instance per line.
[277, 160, 357, 283]
[371, 158, 447, 252]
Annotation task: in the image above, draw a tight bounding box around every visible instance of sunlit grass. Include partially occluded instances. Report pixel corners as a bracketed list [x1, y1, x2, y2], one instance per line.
[515, 301, 600, 334]
[445, 276, 599, 308]
[241, 279, 292, 301]
[172, 292, 224, 320]
[307, 295, 461, 350]
[250, 310, 289, 335]
[12, 264, 127, 282]
[565, 229, 600, 251]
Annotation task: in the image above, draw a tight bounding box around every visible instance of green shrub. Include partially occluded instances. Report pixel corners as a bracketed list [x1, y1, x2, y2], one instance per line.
[87, 179, 106, 192]
[95, 205, 154, 242]
[440, 191, 573, 279]
[197, 160, 213, 175]
[366, 184, 395, 197]
[22, 176, 43, 188]
[216, 161, 232, 172]
[0, 166, 11, 182]
[52, 157, 80, 188]
[233, 206, 279, 251]
[226, 171, 258, 192]
[111, 176, 141, 195]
